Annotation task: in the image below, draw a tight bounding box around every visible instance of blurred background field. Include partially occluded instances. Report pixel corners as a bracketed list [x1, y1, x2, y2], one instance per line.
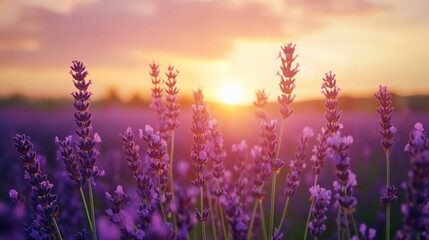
[1, 94, 428, 238]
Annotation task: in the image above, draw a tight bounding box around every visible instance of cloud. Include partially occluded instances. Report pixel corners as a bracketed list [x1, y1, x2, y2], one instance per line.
[0, 0, 287, 68]
[0, 0, 99, 27]
[0, 0, 418, 71]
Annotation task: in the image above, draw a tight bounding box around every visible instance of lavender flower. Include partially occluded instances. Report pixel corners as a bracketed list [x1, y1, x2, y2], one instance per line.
[56, 135, 85, 188]
[73, 229, 89, 240]
[277, 43, 298, 119]
[375, 86, 397, 239]
[225, 193, 249, 240]
[272, 228, 284, 240]
[140, 125, 170, 223]
[397, 123, 429, 237]
[140, 125, 167, 177]
[254, 89, 269, 120]
[165, 65, 181, 131]
[380, 185, 398, 207]
[9, 189, 24, 206]
[322, 71, 341, 135]
[105, 185, 136, 238]
[327, 132, 358, 233]
[250, 145, 267, 202]
[352, 224, 376, 240]
[13, 134, 60, 239]
[70, 60, 104, 183]
[262, 120, 283, 174]
[232, 140, 250, 204]
[284, 126, 314, 197]
[190, 89, 209, 189]
[310, 127, 329, 176]
[374, 85, 396, 153]
[121, 127, 142, 177]
[149, 62, 169, 141]
[207, 119, 226, 197]
[308, 185, 331, 238]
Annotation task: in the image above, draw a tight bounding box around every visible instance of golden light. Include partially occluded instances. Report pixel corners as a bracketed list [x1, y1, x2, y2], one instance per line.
[219, 82, 244, 105]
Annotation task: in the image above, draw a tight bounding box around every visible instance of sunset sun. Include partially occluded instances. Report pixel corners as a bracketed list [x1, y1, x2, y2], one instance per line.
[219, 82, 244, 105]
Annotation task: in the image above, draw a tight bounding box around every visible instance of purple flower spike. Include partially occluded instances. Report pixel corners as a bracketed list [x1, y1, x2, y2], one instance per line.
[165, 65, 181, 131]
[284, 127, 314, 197]
[254, 89, 269, 120]
[13, 134, 60, 238]
[262, 120, 283, 174]
[277, 43, 299, 119]
[398, 123, 429, 236]
[190, 89, 209, 188]
[322, 71, 341, 135]
[374, 85, 396, 153]
[56, 135, 85, 188]
[149, 62, 170, 141]
[309, 185, 331, 238]
[70, 60, 104, 183]
[352, 224, 376, 240]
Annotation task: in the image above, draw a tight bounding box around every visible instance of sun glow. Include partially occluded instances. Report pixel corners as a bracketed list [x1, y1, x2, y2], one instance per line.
[219, 82, 244, 105]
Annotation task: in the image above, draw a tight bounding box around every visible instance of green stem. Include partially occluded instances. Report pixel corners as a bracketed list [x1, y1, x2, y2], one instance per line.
[206, 184, 217, 240]
[200, 186, 207, 240]
[275, 119, 285, 160]
[247, 201, 259, 240]
[304, 200, 314, 240]
[217, 196, 229, 240]
[88, 179, 97, 240]
[386, 151, 391, 240]
[337, 206, 341, 240]
[53, 217, 63, 240]
[269, 173, 277, 239]
[259, 202, 268, 240]
[268, 118, 285, 238]
[169, 131, 178, 233]
[277, 196, 290, 231]
[304, 175, 319, 240]
[157, 175, 167, 222]
[79, 188, 94, 234]
[345, 210, 351, 240]
[386, 151, 391, 188]
[386, 205, 391, 240]
[351, 213, 359, 240]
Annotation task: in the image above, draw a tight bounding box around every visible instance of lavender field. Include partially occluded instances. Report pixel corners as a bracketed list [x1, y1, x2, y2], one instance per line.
[1, 50, 428, 240]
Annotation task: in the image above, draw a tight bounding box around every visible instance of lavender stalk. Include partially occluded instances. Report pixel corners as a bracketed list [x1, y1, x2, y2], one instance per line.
[269, 42, 299, 237]
[70, 60, 104, 240]
[374, 85, 397, 240]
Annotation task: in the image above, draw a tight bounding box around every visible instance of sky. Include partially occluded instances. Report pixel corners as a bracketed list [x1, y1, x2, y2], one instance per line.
[0, 0, 428, 104]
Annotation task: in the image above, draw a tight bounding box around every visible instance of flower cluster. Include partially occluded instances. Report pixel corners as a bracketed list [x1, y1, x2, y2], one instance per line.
[207, 119, 226, 197]
[374, 85, 397, 153]
[284, 127, 314, 197]
[322, 71, 341, 135]
[397, 123, 429, 237]
[149, 62, 169, 141]
[310, 127, 329, 176]
[56, 135, 84, 188]
[190, 89, 209, 189]
[13, 134, 60, 239]
[277, 43, 298, 119]
[308, 185, 331, 238]
[262, 120, 283, 174]
[328, 132, 358, 230]
[164, 65, 181, 131]
[70, 60, 104, 183]
[254, 89, 269, 120]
